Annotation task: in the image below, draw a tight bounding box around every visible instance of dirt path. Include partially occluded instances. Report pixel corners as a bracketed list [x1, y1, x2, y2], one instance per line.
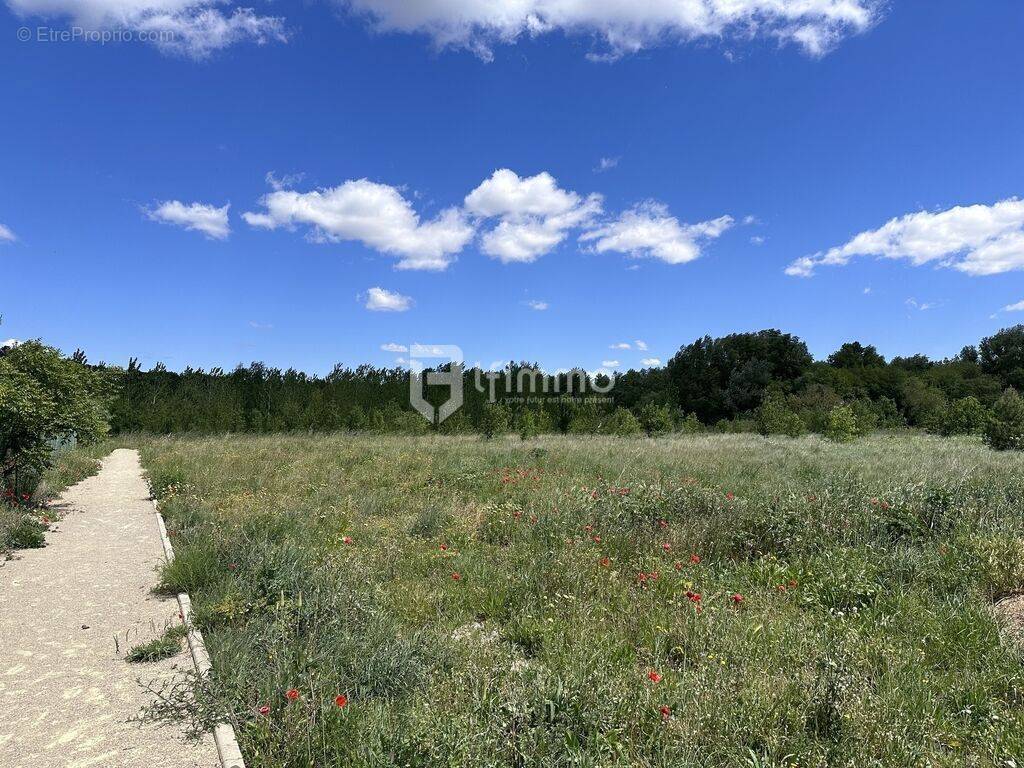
[0, 449, 219, 768]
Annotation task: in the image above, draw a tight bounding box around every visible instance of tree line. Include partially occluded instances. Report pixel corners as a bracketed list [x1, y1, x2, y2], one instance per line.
[75, 325, 1024, 444]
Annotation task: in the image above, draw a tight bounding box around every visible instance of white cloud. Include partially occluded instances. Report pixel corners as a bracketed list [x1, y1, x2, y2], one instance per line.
[244, 179, 475, 271]
[381, 342, 408, 352]
[7, 1, 287, 58]
[595, 157, 619, 173]
[343, 0, 880, 59]
[1, 339, 19, 349]
[0, 223, 16, 243]
[602, 359, 620, 368]
[465, 169, 602, 263]
[1003, 301, 1024, 313]
[526, 300, 549, 311]
[147, 200, 231, 239]
[786, 198, 1024, 278]
[750, 235, 766, 246]
[634, 339, 648, 351]
[610, 342, 631, 350]
[581, 201, 733, 265]
[364, 287, 412, 312]
[905, 298, 937, 312]
[265, 170, 305, 191]
[863, 287, 872, 294]
[641, 357, 662, 367]
[248, 320, 273, 329]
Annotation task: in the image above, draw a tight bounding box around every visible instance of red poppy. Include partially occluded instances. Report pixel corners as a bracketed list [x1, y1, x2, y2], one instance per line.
[451, 572, 462, 581]
[673, 561, 682, 571]
[788, 579, 798, 588]
[647, 670, 663, 683]
[592, 535, 601, 543]
[335, 695, 348, 708]
[228, 563, 237, 571]
[439, 544, 449, 552]
[513, 510, 523, 520]
[258, 705, 270, 716]
[285, 689, 300, 701]
[686, 590, 702, 603]
[660, 705, 671, 721]
[689, 554, 701, 565]
[776, 584, 786, 592]
[730, 593, 744, 605]
[42, 516, 50, 524]
[21, 493, 30, 502]
[661, 542, 671, 552]
[584, 524, 594, 533]
[599, 557, 610, 567]
[658, 519, 669, 530]
[342, 536, 353, 545]
[725, 492, 735, 501]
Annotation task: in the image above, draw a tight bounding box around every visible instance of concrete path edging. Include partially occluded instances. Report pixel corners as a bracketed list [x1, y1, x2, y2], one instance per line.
[153, 501, 246, 768]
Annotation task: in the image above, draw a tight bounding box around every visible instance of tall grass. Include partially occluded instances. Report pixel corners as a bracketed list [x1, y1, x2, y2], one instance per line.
[139, 433, 1024, 767]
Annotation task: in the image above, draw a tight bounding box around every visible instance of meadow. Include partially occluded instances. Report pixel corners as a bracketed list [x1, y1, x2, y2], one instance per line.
[135, 432, 1024, 767]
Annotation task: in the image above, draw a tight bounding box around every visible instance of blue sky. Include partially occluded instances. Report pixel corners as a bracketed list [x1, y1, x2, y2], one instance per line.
[2, 0, 1023, 374]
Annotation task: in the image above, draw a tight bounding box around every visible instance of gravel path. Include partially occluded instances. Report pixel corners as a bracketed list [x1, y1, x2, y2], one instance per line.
[0, 449, 219, 768]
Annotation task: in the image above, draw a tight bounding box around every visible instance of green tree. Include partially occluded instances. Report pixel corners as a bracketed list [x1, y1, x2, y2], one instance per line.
[603, 407, 642, 436]
[480, 402, 511, 439]
[0, 341, 112, 489]
[983, 389, 1024, 451]
[638, 403, 674, 436]
[756, 389, 806, 437]
[824, 404, 858, 443]
[940, 396, 988, 436]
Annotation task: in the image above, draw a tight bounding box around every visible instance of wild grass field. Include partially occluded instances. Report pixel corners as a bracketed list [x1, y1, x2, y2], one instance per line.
[137, 432, 1024, 767]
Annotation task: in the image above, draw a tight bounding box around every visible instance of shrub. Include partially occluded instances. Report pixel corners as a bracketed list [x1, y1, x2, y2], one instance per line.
[480, 403, 511, 439]
[984, 388, 1024, 450]
[517, 408, 552, 440]
[638, 403, 674, 436]
[756, 389, 806, 437]
[602, 407, 641, 436]
[825, 404, 858, 443]
[940, 396, 988, 436]
[677, 412, 703, 434]
[850, 399, 878, 436]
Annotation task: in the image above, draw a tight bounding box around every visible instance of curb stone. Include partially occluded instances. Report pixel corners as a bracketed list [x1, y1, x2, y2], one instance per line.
[153, 500, 246, 768]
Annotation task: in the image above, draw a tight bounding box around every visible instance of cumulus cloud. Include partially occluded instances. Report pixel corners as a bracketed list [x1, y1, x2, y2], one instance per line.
[364, 287, 412, 312]
[0, 223, 16, 242]
[244, 179, 475, 271]
[7, 0, 287, 58]
[641, 357, 662, 367]
[786, 198, 1024, 278]
[465, 169, 602, 263]
[610, 342, 631, 350]
[635, 340, 648, 351]
[381, 342, 408, 352]
[526, 300, 549, 311]
[147, 200, 231, 239]
[602, 360, 620, 368]
[595, 157, 619, 173]
[581, 202, 734, 265]
[342, 0, 880, 59]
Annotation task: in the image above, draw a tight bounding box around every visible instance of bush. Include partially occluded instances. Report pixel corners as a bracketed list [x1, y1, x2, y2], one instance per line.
[602, 407, 641, 436]
[638, 403, 674, 436]
[480, 403, 511, 439]
[756, 389, 806, 437]
[677, 412, 704, 434]
[825, 404, 858, 443]
[850, 399, 878, 436]
[984, 388, 1024, 450]
[939, 396, 988, 436]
